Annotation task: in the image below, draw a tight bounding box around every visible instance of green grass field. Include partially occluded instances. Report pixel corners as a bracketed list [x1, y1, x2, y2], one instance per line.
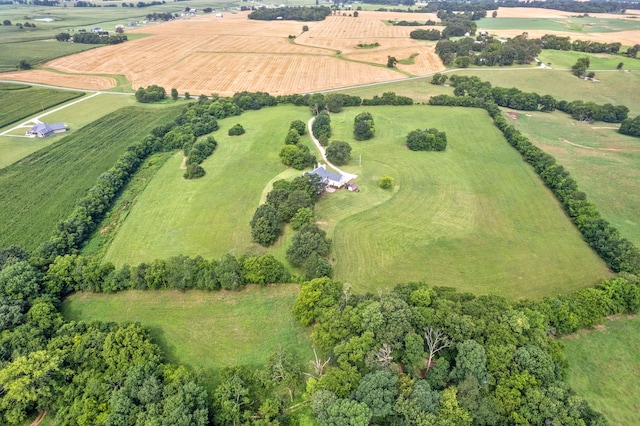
[0, 104, 181, 251]
[477, 16, 640, 33]
[102, 104, 312, 267]
[61, 285, 313, 391]
[563, 315, 640, 425]
[102, 104, 610, 299]
[0, 82, 83, 128]
[508, 110, 640, 245]
[537, 50, 635, 71]
[313, 106, 610, 298]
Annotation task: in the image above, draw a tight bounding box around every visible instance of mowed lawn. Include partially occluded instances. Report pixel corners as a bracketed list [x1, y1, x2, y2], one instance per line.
[317, 106, 610, 298]
[563, 315, 640, 425]
[511, 110, 640, 246]
[0, 105, 182, 251]
[61, 285, 313, 390]
[103, 105, 312, 266]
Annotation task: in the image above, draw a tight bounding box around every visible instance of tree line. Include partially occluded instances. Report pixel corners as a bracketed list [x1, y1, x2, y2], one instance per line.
[248, 6, 332, 22]
[429, 75, 640, 275]
[539, 34, 622, 54]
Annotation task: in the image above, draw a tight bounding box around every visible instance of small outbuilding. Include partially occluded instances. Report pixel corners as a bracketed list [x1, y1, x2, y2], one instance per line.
[26, 122, 67, 138]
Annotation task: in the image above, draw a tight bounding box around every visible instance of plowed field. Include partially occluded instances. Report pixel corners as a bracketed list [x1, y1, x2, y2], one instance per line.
[41, 11, 444, 95]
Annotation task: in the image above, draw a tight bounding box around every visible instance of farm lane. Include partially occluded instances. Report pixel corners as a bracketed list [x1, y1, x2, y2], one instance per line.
[0, 91, 103, 137]
[307, 116, 357, 182]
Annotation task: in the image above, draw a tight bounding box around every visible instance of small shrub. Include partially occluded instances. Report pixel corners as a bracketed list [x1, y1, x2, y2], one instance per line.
[184, 164, 205, 179]
[379, 175, 394, 190]
[228, 123, 245, 136]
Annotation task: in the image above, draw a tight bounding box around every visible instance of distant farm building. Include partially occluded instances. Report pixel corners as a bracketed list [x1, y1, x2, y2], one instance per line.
[308, 164, 350, 188]
[26, 122, 67, 138]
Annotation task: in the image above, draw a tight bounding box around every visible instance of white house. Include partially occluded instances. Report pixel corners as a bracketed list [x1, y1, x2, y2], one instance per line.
[26, 122, 67, 138]
[308, 164, 350, 188]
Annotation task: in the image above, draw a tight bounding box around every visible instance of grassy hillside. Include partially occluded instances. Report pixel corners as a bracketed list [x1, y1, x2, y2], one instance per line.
[563, 315, 640, 425]
[509, 110, 640, 246]
[102, 105, 311, 266]
[315, 106, 610, 298]
[0, 104, 181, 251]
[102, 104, 610, 299]
[61, 285, 313, 391]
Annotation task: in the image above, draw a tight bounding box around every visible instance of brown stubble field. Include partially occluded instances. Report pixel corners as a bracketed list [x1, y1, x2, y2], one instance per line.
[15, 11, 444, 95]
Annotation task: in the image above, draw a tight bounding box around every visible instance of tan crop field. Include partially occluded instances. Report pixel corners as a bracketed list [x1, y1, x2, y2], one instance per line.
[0, 70, 116, 90]
[35, 11, 443, 95]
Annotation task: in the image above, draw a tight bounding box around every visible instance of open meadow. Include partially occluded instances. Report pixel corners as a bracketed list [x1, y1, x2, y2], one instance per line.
[102, 105, 311, 266]
[507, 110, 640, 246]
[563, 315, 640, 425]
[313, 106, 610, 298]
[0, 104, 181, 251]
[61, 285, 313, 391]
[100, 104, 611, 299]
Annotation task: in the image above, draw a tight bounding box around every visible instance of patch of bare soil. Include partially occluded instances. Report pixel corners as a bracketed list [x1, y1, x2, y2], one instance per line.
[30, 411, 46, 426]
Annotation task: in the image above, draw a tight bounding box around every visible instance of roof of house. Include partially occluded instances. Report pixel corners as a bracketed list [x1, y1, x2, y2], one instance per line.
[30, 123, 66, 134]
[309, 165, 344, 185]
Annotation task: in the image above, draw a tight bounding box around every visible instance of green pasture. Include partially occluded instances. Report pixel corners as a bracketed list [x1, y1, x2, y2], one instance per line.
[0, 92, 136, 169]
[537, 49, 635, 70]
[102, 105, 312, 267]
[0, 82, 83, 128]
[563, 315, 640, 425]
[61, 285, 313, 391]
[317, 106, 610, 298]
[333, 77, 451, 104]
[446, 69, 640, 116]
[0, 104, 181, 251]
[477, 16, 640, 33]
[509, 110, 640, 245]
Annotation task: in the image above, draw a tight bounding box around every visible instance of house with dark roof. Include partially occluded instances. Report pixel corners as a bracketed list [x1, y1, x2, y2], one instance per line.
[308, 164, 350, 188]
[26, 122, 67, 138]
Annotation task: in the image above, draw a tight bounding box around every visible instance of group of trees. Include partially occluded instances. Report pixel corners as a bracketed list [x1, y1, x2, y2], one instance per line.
[539, 34, 621, 54]
[290, 275, 640, 425]
[619, 115, 640, 137]
[145, 12, 176, 21]
[55, 31, 127, 45]
[361, 91, 413, 106]
[311, 111, 331, 145]
[135, 84, 166, 103]
[248, 6, 332, 21]
[250, 173, 322, 247]
[280, 119, 316, 169]
[409, 28, 442, 41]
[353, 111, 375, 141]
[571, 56, 593, 78]
[406, 128, 448, 151]
[436, 33, 541, 67]
[183, 136, 217, 179]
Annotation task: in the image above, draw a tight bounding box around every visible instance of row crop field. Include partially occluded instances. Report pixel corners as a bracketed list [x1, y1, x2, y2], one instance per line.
[100, 104, 610, 300]
[0, 82, 84, 128]
[0, 104, 182, 251]
[61, 285, 313, 391]
[477, 16, 640, 33]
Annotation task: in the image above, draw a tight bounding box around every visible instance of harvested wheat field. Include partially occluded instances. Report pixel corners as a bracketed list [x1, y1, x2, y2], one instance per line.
[0, 70, 116, 90]
[44, 11, 444, 96]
